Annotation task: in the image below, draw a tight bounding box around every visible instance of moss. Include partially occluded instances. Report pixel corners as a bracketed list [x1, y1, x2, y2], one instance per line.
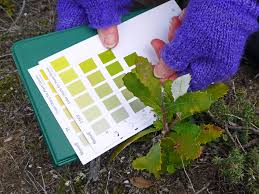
[211, 90, 258, 125]
[0, 0, 16, 17]
[0, 74, 21, 103]
[213, 148, 245, 184]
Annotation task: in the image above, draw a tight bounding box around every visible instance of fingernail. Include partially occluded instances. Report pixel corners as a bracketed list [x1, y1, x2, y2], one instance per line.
[104, 34, 116, 48]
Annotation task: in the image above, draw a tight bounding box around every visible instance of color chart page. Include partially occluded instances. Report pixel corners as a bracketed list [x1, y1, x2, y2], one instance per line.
[29, 0, 181, 164]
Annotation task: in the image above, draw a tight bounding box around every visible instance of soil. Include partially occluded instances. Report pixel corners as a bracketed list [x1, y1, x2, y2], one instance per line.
[0, 0, 258, 193]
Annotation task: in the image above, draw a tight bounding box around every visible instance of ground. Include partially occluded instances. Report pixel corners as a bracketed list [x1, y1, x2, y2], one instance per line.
[0, 0, 258, 193]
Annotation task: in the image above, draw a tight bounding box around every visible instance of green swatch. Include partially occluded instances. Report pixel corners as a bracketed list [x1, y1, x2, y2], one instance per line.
[91, 118, 110, 135]
[75, 93, 93, 109]
[103, 95, 121, 110]
[98, 50, 115, 64]
[59, 68, 78, 84]
[83, 106, 102, 122]
[130, 99, 145, 113]
[106, 61, 123, 76]
[113, 74, 125, 89]
[79, 58, 97, 73]
[79, 134, 89, 146]
[51, 57, 70, 72]
[124, 52, 138, 67]
[67, 80, 86, 96]
[95, 83, 113, 98]
[122, 89, 134, 100]
[111, 107, 129, 123]
[87, 71, 105, 86]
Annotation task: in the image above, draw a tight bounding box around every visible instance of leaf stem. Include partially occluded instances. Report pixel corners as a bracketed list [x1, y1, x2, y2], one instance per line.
[161, 87, 169, 136]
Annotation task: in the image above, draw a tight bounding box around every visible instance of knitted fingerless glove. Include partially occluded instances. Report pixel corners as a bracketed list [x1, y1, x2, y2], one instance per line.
[56, 0, 131, 30]
[161, 0, 259, 91]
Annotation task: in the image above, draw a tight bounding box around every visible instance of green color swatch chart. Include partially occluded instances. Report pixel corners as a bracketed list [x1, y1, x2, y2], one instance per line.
[29, 49, 155, 164]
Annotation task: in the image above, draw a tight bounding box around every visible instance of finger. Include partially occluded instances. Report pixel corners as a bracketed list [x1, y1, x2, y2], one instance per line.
[151, 39, 166, 59]
[98, 25, 119, 49]
[154, 58, 176, 79]
[168, 16, 181, 41]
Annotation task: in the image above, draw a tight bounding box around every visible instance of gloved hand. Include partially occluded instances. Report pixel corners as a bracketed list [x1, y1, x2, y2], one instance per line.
[157, 0, 259, 91]
[56, 0, 131, 48]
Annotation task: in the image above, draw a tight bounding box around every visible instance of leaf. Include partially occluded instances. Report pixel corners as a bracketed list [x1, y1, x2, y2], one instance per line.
[153, 120, 163, 130]
[130, 176, 153, 188]
[205, 83, 229, 101]
[123, 72, 161, 114]
[173, 91, 212, 120]
[196, 124, 223, 144]
[169, 123, 202, 160]
[110, 128, 160, 161]
[135, 57, 162, 105]
[173, 83, 228, 120]
[161, 137, 182, 174]
[132, 143, 161, 178]
[171, 74, 191, 101]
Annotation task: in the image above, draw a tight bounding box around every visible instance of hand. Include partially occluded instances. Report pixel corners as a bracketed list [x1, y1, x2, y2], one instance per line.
[151, 10, 186, 83]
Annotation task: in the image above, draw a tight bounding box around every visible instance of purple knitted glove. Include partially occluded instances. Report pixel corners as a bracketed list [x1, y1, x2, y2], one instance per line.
[56, 0, 131, 31]
[161, 0, 259, 91]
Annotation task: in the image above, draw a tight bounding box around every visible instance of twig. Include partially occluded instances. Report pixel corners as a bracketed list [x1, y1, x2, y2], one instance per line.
[234, 134, 246, 154]
[104, 170, 111, 194]
[207, 111, 259, 135]
[24, 171, 40, 193]
[181, 157, 196, 193]
[39, 168, 47, 194]
[195, 182, 210, 194]
[224, 125, 238, 147]
[8, 0, 26, 32]
[0, 53, 11, 59]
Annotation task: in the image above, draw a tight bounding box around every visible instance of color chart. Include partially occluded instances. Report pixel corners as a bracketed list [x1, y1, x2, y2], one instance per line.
[29, 0, 181, 164]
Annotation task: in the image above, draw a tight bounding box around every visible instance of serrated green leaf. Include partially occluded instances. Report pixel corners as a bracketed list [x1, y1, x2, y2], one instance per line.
[171, 74, 191, 101]
[173, 122, 201, 137]
[172, 83, 228, 120]
[123, 72, 161, 113]
[110, 128, 160, 161]
[196, 124, 223, 144]
[173, 91, 212, 120]
[169, 122, 202, 160]
[205, 83, 229, 101]
[132, 143, 161, 178]
[135, 57, 162, 105]
[161, 137, 182, 174]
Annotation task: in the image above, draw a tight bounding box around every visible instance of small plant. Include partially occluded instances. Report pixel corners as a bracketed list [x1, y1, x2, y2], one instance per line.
[213, 148, 245, 184]
[111, 56, 228, 178]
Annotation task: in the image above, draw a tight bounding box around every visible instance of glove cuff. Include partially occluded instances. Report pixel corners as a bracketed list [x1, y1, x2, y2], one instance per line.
[77, 0, 131, 29]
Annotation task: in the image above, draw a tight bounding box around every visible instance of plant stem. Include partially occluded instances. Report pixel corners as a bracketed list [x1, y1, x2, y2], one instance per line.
[161, 87, 169, 136]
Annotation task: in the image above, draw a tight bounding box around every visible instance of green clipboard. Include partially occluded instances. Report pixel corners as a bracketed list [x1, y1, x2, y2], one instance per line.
[11, 10, 147, 167]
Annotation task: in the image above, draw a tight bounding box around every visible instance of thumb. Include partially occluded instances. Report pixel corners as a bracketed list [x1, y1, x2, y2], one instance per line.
[98, 25, 119, 49]
[151, 39, 166, 59]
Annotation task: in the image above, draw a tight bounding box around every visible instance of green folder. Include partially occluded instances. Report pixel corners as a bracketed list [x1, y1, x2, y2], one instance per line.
[11, 10, 147, 166]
